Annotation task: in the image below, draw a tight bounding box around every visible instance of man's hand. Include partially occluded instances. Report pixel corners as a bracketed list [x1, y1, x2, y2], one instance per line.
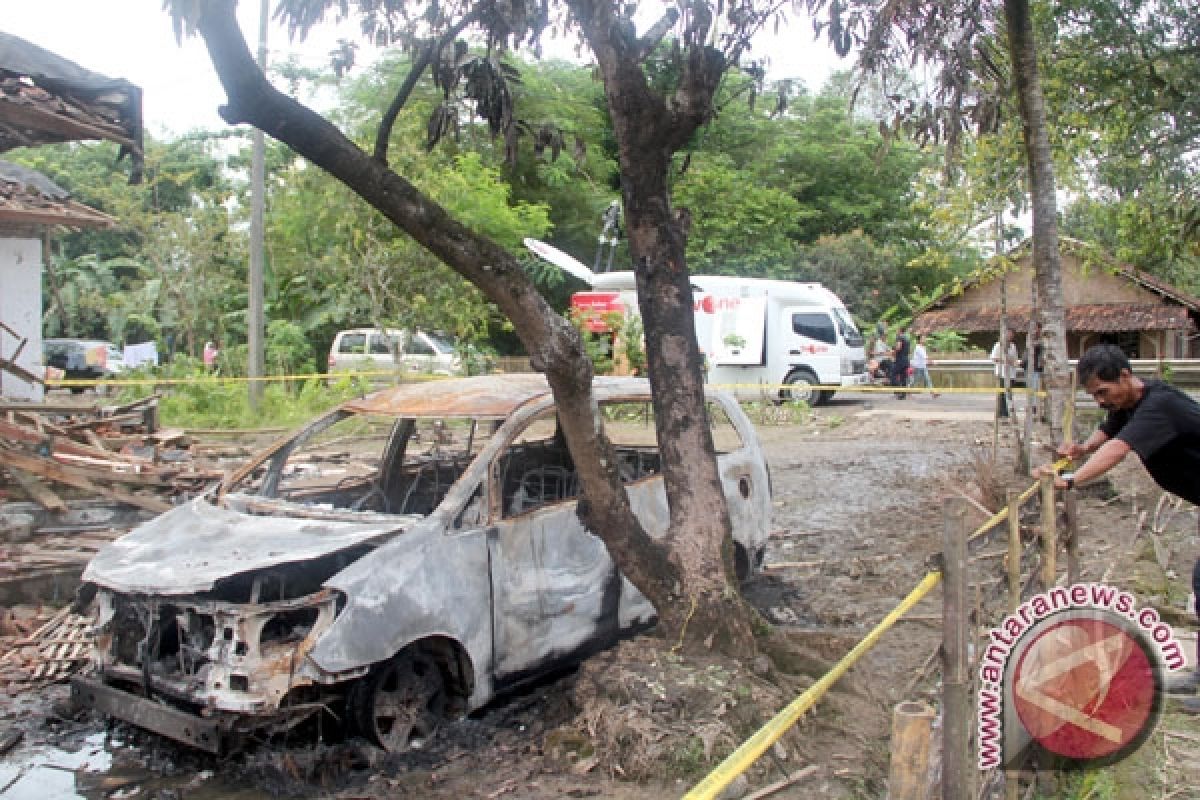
[1032, 463, 1071, 490]
[1056, 442, 1087, 460]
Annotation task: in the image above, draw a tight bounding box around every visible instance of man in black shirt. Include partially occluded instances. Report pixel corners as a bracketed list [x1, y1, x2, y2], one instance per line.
[1046, 344, 1200, 695]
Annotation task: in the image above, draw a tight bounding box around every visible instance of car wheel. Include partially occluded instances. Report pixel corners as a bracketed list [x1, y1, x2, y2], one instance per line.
[350, 649, 446, 752]
[779, 369, 820, 406]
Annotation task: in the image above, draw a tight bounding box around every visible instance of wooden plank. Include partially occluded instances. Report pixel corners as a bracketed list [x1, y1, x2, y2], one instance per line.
[0, 450, 171, 513]
[65, 411, 146, 431]
[943, 500, 971, 800]
[104, 394, 161, 415]
[6, 467, 68, 513]
[83, 429, 110, 451]
[0, 417, 125, 463]
[0, 401, 99, 414]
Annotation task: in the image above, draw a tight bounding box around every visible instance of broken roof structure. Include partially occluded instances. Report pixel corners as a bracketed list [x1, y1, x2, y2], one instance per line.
[0, 31, 143, 181]
[0, 33, 143, 401]
[0, 159, 114, 229]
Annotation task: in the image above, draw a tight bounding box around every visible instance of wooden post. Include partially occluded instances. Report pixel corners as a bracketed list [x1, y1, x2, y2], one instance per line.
[1040, 474, 1057, 590]
[942, 499, 970, 800]
[1005, 489, 1023, 800]
[1065, 489, 1080, 585]
[888, 701, 936, 800]
[1007, 490, 1022, 611]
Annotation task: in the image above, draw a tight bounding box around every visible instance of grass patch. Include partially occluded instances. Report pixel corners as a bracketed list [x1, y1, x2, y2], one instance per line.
[115, 370, 374, 430]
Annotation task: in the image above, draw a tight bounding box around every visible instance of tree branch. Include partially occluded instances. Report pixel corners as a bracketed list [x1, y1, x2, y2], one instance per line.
[373, 9, 481, 165]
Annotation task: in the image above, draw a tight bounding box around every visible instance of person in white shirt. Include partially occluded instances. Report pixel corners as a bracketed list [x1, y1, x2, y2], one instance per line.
[990, 329, 1019, 418]
[911, 334, 937, 397]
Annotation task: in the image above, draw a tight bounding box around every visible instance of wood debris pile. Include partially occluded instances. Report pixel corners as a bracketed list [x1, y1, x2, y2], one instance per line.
[0, 605, 91, 691]
[0, 527, 124, 581]
[0, 395, 223, 514]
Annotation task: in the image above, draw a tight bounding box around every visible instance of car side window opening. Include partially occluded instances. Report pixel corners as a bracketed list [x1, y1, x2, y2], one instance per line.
[496, 398, 746, 519]
[368, 334, 393, 355]
[792, 312, 837, 345]
[338, 333, 367, 354]
[404, 336, 436, 356]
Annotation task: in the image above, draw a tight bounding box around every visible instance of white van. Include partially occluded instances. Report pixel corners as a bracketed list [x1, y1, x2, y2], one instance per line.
[327, 328, 461, 377]
[528, 239, 868, 405]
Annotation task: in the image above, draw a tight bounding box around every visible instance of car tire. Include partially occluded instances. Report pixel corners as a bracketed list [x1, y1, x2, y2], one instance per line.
[734, 543, 750, 584]
[779, 369, 821, 406]
[349, 648, 446, 752]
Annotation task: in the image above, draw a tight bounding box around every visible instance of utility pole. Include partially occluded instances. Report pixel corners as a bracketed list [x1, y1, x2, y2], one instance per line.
[248, 0, 268, 410]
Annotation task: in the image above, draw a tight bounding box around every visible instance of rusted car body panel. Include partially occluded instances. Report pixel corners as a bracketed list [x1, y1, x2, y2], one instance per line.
[75, 376, 770, 751]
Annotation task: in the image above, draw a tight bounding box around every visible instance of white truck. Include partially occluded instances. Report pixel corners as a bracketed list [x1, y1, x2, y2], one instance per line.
[526, 239, 869, 405]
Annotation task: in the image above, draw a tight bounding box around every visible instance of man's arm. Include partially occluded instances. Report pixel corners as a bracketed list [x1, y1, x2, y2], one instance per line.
[1064, 438, 1131, 488]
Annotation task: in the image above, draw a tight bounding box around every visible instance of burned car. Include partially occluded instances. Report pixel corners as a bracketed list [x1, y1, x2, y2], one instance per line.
[71, 375, 770, 753]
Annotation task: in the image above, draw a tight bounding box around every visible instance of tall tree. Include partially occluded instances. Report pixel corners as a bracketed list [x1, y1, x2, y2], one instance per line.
[167, 0, 785, 654]
[835, 0, 1071, 429]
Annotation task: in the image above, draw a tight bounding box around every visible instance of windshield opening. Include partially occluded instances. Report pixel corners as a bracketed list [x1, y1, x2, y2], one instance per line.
[833, 308, 864, 347]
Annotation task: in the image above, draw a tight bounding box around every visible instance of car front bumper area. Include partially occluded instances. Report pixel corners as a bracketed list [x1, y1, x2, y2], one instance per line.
[76, 586, 362, 752]
[71, 676, 228, 753]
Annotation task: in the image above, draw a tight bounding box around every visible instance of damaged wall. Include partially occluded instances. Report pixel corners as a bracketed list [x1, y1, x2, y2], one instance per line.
[0, 234, 42, 401]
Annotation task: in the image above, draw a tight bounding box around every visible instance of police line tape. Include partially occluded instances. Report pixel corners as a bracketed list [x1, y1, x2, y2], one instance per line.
[43, 370, 445, 388]
[45, 372, 1048, 396]
[683, 460, 1073, 800]
[682, 571, 945, 800]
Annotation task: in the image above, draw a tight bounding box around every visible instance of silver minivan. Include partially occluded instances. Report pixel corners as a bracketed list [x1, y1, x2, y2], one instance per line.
[327, 328, 461, 377]
[71, 375, 770, 754]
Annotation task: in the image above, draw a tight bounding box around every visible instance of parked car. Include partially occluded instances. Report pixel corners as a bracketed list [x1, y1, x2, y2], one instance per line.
[71, 375, 770, 754]
[327, 328, 462, 377]
[42, 338, 125, 392]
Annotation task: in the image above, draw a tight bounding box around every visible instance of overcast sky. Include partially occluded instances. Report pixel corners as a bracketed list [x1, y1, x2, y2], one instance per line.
[5, 1, 845, 138]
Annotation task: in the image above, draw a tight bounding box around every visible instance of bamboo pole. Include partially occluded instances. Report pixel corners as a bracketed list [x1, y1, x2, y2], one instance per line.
[1005, 488, 1023, 800]
[1065, 489, 1080, 585]
[888, 701, 936, 800]
[1007, 490, 1022, 611]
[943, 499, 970, 800]
[1040, 475, 1057, 590]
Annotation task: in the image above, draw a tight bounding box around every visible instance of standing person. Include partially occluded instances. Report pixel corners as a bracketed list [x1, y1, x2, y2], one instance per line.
[203, 341, 219, 371]
[990, 329, 1018, 418]
[1035, 344, 1200, 700]
[870, 323, 892, 383]
[911, 334, 938, 398]
[1024, 323, 1045, 417]
[891, 326, 911, 398]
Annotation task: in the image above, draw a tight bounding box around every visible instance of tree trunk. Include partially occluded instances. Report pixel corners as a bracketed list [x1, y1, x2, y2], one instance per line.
[192, 0, 742, 650]
[1004, 0, 1068, 440]
[571, 1, 756, 654]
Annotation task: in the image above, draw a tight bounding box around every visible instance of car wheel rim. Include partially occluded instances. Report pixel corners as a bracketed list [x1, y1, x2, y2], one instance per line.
[367, 652, 444, 752]
[783, 376, 815, 405]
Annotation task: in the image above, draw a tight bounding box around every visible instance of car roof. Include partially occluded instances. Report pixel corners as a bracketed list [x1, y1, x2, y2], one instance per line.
[342, 374, 659, 419]
[335, 328, 406, 336]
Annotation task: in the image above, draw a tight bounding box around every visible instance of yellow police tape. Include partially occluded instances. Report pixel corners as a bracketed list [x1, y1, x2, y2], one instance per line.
[47, 372, 1046, 396]
[682, 570, 945, 800]
[44, 369, 446, 388]
[683, 461, 1072, 800]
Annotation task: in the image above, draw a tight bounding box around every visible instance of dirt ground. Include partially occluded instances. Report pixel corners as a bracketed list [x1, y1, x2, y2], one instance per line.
[4, 393, 1200, 800]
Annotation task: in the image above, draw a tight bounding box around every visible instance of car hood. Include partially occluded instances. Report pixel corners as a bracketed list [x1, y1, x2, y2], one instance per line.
[83, 497, 410, 595]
